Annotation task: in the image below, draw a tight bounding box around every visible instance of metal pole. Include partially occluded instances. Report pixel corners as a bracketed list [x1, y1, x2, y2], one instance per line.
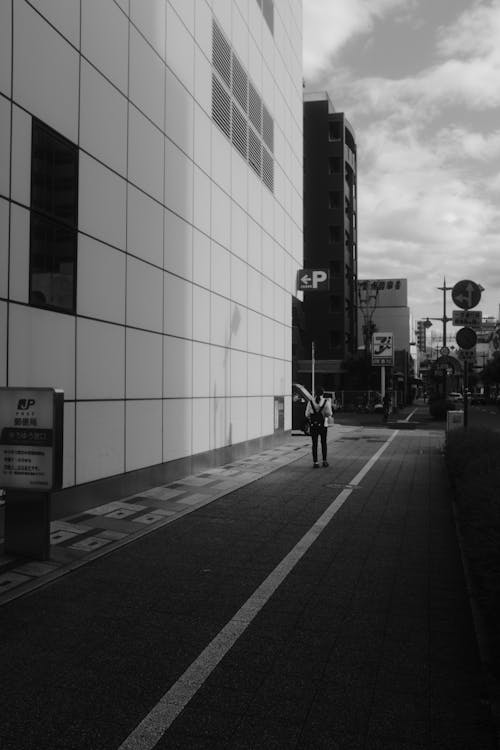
[311, 341, 315, 396]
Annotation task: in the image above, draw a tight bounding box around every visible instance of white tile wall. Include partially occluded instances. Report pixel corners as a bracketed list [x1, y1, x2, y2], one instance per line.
[126, 329, 163, 399]
[128, 106, 165, 203]
[76, 401, 125, 484]
[165, 69, 194, 158]
[192, 341, 210, 397]
[77, 318, 125, 400]
[29, 0, 80, 47]
[164, 273, 193, 339]
[13, 1, 79, 142]
[8, 204, 30, 303]
[81, 0, 129, 95]
[3, 0, 304, 486]
[125, 400, 163, 471]
[62, 402, 75, 488]
[0, 97, 10, 198]
[126, 256, 163, 333]
[130, 0, 166, 58]
[163, 397, 192, 460]
[128, 185, 164, 268]
[0, 200, 8, 299]
[164, 208, 193, 280]
[164, 138, 193, 221]
[0, 301, 6, 386]
[79, 61, 128, 177]
[79, 154, 127, 250]
[0, 1, 12, 97]
[166, 2, 195, 91]
[191, 397, 210, 455]
[9, 304, 76, 399]
[129, 27, 165, 129]
[10, 105, 31, 208]
[77, 236, 126, 324]
[192, 229, 211, 289]
[163, 336, 193, 398]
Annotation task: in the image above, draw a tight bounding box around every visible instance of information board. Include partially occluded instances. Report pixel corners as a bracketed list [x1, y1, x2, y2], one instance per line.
[0, 388, 63, 491]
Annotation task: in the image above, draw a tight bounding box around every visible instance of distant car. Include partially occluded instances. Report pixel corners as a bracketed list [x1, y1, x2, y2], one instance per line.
[448, 392, 463, 402]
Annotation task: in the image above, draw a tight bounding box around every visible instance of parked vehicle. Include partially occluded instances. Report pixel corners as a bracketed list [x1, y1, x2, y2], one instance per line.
[292, 383, 313, 435]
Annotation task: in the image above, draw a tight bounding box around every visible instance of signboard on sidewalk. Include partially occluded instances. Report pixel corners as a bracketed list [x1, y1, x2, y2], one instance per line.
[0, 388, 64, 491]
[372, 332, 394, 366]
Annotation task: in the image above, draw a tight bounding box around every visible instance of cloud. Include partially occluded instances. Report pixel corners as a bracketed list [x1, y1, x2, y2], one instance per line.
[303, 0, 414, 78]
[303, 0, 500, 320]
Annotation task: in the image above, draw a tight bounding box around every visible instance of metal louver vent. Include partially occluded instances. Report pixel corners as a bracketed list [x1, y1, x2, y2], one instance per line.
[232, 54, 248, 113]
[212, 21, 231, 87]
[262, 147, 274, 191]
[211, 18, 274, 192]
[248, 128, 262, 176]
[262, 105, 273, 152]
[212, 75, 231, 138]
[248, 82, 262, 135]
[232, 104, 247, 159]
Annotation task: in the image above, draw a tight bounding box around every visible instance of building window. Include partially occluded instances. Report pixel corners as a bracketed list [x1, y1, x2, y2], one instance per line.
[330, 331, 341, 350]
[329, 191, 341, 209]
[328, 122, 341, 141]
[328, 156, 342, 174]
[30, 119, 78, 313]
[330, 295, 341, 312]
[329, 226, 341, 243]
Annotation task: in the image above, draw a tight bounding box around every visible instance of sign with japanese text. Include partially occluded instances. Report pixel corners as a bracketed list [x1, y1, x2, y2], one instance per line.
[0, 388, 63, 491]
[452, 310, 482, 328]
[372, 332, 394, 366]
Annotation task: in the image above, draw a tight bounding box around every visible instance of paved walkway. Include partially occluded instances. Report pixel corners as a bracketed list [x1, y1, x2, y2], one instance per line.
[0, 416, 498, 749]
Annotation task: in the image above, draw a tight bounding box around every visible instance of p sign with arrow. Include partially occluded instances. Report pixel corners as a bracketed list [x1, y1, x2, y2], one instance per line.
[297, 269, 329, 291]
[451, 279, 482, 310]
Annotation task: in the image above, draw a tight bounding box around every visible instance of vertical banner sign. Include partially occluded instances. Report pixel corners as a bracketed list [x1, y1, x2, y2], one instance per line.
[0, 388, 63, 491]
[372, 332, 394, 366]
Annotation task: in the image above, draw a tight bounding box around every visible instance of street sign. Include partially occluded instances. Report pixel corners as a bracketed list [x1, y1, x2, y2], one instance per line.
[372, 332, 394, 366]
[451, 280, 481, 310]
[297, 269, 329, 291]
[458, 349, 475, 362]
[456, 326, 477, 349]
[452, 310, 482, 328]
[440, 346, 450, 356]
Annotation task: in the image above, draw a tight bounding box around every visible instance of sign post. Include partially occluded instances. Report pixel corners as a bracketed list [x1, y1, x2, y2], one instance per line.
[372, 332, 394, 401]
[0, 387, 64, 559]
[451, 280, 482, 429]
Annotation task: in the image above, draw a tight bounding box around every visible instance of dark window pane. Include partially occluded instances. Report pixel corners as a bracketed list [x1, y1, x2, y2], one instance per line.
[30, 120, 78, 313]
[30, 214, 76, 312]
[31, 120, 78, 227]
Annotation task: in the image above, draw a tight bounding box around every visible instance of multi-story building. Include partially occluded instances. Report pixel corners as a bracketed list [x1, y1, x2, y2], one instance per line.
[299, 91, 358, 391]
[0, 0, 303, 503]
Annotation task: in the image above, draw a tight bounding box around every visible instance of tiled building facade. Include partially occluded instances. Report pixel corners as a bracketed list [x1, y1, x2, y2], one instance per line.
[0, 0, 303, 497]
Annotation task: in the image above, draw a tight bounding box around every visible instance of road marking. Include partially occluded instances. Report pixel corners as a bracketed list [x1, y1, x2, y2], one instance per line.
[117, 430, 399, 750]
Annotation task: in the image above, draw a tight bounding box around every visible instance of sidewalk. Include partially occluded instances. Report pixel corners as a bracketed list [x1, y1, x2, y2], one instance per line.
[0, 420, 498, 749]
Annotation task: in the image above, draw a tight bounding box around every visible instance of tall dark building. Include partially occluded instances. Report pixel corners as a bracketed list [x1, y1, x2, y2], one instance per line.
[299, 92, 358, 390]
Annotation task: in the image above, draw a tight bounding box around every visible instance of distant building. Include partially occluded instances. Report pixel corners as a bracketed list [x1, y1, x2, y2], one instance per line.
[298, 91, 358, 390]
[357, 279, 410, 352]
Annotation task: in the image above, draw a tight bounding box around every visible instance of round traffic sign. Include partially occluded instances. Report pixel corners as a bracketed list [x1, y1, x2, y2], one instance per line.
[451, 280, 481, 310]
[456, 326, 477, 349]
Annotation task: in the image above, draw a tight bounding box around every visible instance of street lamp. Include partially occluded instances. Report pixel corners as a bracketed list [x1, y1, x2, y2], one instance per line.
[424, 278, 453, 398]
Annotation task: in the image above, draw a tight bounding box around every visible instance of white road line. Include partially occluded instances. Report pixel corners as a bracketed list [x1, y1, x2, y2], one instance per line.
[117, 430, 399, 750]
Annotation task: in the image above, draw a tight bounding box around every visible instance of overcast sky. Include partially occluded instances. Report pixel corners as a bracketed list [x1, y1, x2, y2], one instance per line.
[302, 0, 500, 328]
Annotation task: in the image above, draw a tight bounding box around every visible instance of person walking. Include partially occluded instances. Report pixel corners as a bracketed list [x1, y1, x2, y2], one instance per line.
[305, 387, 333, 468]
